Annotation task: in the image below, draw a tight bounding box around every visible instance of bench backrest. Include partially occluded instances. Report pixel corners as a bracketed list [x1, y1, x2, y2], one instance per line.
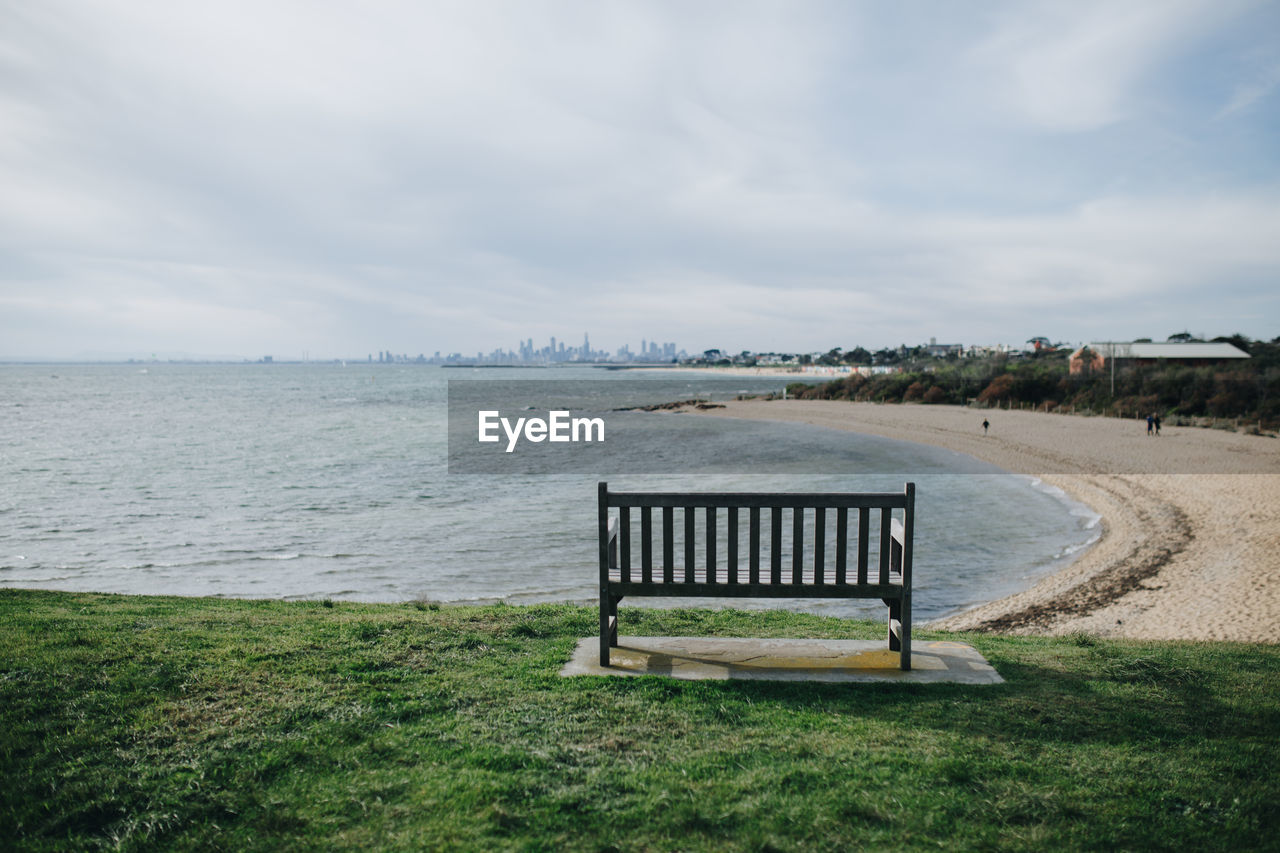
[599, 482, 914, 589]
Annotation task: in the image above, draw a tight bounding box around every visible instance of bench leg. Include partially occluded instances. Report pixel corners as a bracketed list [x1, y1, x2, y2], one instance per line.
[887, 599, 901, 652]
[887, 597, 912, 670]
[599, 594, 611, 666]
[599, 594, 620, 667]
[899, 597, 911, 672]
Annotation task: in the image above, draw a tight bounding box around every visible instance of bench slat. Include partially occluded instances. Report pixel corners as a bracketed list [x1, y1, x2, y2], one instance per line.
[662, 507, 674, 584]
[728, 507, 739, 584]
[836, 507, 847, 584]
[641, 506, 652, 584]
[792, 507, 804, 584]
[879, 507, 891, 584]
[749, 507, 761, 584]
[607, 492, 909, 509]
[607, 579, 903, 599]
[770, 508, 782, 585]
[814, 507, 826, 586]
[857, 507, 870, 584]
[620, 506, 631, 583]
[607, 565, 903, 585]
[706, 506, 717, 584]
[684, 507, 695, 583]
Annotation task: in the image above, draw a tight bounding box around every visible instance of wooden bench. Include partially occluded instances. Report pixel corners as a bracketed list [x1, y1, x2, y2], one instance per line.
[598, 481, 915, 670]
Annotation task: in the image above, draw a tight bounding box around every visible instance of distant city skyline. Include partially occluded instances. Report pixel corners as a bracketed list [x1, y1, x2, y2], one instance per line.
[2, 2, 1278, 360]
[369, 332, 684, 365]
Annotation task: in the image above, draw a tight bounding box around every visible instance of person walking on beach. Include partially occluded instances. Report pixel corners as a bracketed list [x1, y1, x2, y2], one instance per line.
[982, 418, 989, 435]
[1155, 415, 1161, 436]
[1147, 414, 1154, 435]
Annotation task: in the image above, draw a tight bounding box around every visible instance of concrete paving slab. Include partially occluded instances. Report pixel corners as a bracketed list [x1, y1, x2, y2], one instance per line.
[561, 636, 1003, 684]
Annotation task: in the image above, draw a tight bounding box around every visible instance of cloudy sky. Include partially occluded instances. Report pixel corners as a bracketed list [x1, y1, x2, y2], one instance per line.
[2, 1, 1278, 360]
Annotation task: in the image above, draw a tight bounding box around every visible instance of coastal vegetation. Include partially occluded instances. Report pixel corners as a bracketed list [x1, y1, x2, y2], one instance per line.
[4, 589, 1278, 851]
[781, 334, 1280, 429]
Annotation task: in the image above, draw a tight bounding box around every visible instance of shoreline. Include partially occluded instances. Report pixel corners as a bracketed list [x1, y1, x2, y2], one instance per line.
[623, 365, 838, 377]
[690, 399, 1280, 642]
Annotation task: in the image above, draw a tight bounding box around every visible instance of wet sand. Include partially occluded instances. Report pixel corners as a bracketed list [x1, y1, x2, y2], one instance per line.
[693, 399, 1280, 642]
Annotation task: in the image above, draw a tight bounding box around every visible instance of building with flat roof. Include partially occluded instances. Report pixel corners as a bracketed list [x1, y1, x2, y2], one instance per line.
[1070, 342, 1250, 373]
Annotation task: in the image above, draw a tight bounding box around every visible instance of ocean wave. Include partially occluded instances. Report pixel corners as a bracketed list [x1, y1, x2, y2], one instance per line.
[1021, 474, 1102, 530]
[2, 571, 85, 582]
[1058, 529, 1103, 558]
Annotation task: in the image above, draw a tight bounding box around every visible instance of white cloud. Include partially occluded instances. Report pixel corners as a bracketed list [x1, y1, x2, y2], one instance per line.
[970, 0, 1246, 131]
[1, 1, 1277, 357]
[1218, 57, 1280, 118]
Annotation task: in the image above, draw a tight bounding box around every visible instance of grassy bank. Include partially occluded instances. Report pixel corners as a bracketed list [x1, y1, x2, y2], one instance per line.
[3, 590, 1278, 851]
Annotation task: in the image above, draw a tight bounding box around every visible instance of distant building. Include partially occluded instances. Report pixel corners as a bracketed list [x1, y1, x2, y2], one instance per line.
[924, 338, 963, 358]
[1068, 347, 1104, 375]
[965, 344, 1019, 358]
[1070, 342, 1250, 374]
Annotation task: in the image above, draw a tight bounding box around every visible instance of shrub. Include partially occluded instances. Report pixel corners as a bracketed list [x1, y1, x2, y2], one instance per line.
[977, 374, 1015, 405]
[922, 386, 947, 404]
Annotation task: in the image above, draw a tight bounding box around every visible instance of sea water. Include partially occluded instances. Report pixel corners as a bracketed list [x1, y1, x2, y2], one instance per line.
[0, 363, 1098, 621]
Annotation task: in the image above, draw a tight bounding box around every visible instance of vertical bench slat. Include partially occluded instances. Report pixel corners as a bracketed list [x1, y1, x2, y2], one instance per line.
[749, 507, 761, 584]
[620, 506, 631, 583]
[792, 507, 804, 583]
[814, 507, 825, 585]
[728, 507, 739, 584]
[901, 482, 914, 671]
[857, 507, 870, 584]
[770, 507, 782, 584]
[879, 507, 891, 584]
[641, 506, 652, 583]
[662, 506, 674, 584]
[684, 506, 695, 583]
[835, 507, 848, 584]
[706, 506, 717, 584]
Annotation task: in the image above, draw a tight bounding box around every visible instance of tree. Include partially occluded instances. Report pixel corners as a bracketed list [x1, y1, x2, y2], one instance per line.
[1211, 333, 1251, 353]
[842, 346, 872, 365]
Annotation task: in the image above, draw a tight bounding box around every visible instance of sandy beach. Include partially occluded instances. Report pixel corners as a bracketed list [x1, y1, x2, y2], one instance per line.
[692, 399, 1280, 643]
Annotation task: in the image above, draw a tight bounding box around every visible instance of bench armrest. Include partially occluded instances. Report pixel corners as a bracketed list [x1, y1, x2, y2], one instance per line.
[890, 517, 910, 590]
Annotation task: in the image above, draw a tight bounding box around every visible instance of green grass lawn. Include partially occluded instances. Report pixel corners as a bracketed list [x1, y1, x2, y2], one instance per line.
[2, 589, 1278, 851]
